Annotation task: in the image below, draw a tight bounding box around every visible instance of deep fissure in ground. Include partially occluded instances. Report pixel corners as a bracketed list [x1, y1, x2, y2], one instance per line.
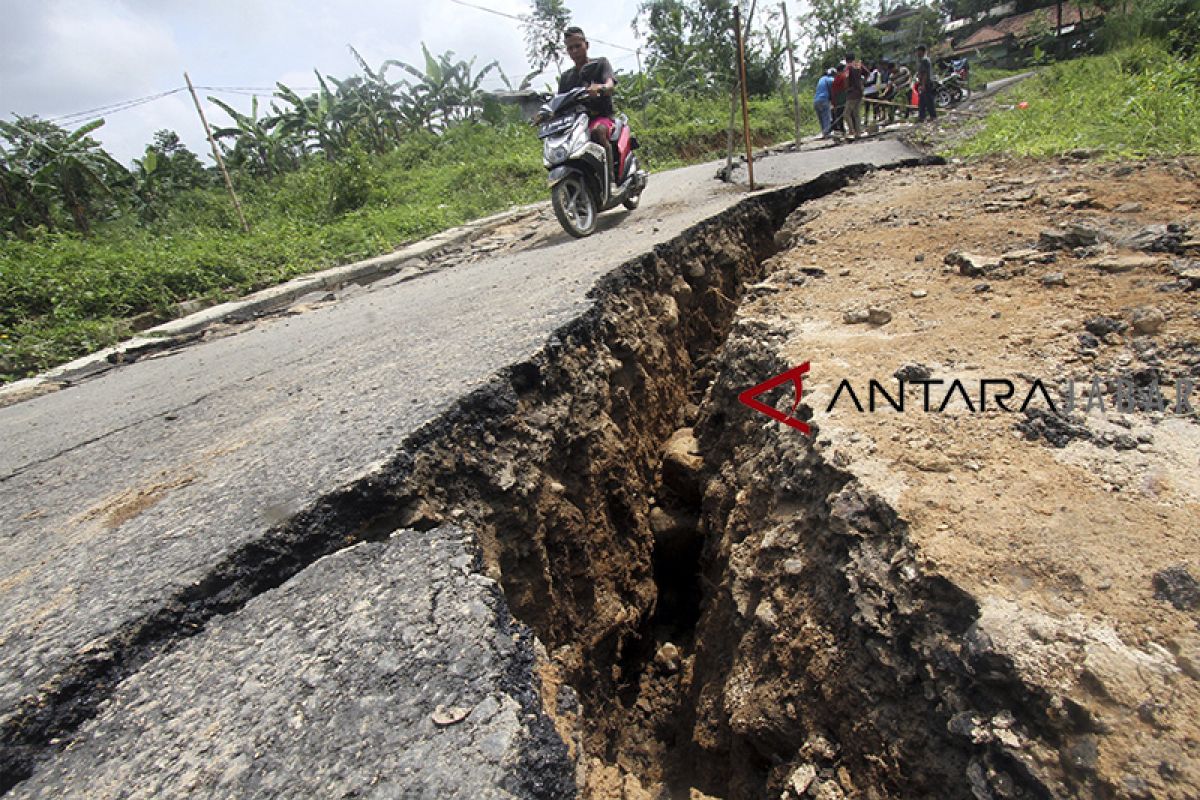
[382, 160, 1088, 799]
[3, 160, 1094, 798]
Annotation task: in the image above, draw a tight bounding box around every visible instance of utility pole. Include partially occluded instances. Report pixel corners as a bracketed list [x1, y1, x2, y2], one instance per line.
[184, 71, 250, 234]
[636, 48, 648, 114]
[733, 6, 755, 190]
[781, 1, 801, 146]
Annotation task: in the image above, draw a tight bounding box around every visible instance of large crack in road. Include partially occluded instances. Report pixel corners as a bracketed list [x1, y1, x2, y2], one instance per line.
[3, 155, 1080, 799]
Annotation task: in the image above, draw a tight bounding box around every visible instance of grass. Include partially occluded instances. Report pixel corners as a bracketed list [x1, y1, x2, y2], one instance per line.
[951, 41, 1200, 159]
[0, 123, 547, 382]
[969, 64, 1028, 92]
[0, 94, 808, 383]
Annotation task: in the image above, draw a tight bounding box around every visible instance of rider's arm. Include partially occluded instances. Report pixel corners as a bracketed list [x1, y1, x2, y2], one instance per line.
[587, 78, 614, 97]
[587, 57, 616, 97]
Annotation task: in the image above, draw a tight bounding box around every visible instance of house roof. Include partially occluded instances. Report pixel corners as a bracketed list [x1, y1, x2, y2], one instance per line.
[874, 4, 920, 30]
[957, 24, 1009, 49]
[954, 4, 1092, 51]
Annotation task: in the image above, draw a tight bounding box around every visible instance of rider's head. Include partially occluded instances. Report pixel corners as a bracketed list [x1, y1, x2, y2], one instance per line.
[916, 45, 927, 56]
[564, 27, 589, 68]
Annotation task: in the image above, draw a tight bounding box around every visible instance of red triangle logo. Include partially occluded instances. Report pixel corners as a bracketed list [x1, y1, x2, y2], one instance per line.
[738, 361, 812, 435]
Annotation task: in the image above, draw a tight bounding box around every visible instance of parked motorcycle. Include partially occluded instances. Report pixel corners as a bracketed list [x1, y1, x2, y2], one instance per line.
[536, 86, 648, 238]
[934, 59, 970, 108]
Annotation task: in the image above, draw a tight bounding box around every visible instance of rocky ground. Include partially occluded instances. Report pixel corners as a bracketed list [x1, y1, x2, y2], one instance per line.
[709, 154, 1200, 798]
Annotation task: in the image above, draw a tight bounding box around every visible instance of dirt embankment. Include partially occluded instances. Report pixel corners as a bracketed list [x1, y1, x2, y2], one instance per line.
[694, 156, 1200, 799]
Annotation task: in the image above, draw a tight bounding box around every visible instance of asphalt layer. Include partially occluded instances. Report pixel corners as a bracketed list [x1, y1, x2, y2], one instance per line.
[9, 526, 573, 799]
[0, 138, 919, 795]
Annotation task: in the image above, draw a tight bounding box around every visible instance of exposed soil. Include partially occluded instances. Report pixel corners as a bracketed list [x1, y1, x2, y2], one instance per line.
[399, 154, 1200, 800]
[690, 156, 1200, 799]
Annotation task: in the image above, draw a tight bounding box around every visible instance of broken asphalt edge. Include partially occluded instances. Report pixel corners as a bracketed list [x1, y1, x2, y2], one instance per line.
[0, 200, 549, 407]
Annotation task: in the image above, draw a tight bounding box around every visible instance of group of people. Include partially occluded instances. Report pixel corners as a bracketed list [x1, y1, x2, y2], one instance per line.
[813, 45, 938, 142]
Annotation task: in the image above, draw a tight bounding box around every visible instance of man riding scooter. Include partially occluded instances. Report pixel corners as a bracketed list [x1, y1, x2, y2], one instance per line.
[557, 26, 618, 192]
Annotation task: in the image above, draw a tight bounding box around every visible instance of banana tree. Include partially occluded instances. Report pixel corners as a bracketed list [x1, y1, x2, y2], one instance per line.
[394, 44, 501, 130]
[272, 72, 345, 159]
[340, 45, 410, 149]
[0, 140, 54, 234]
[207, 95, 298, 178]
[0, 117, 126, 234]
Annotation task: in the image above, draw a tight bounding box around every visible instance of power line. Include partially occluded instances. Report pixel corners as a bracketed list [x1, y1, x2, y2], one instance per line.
[42, 88, 187, 125]
[30, 84, 326, 127]
[446, 0, 640, 53]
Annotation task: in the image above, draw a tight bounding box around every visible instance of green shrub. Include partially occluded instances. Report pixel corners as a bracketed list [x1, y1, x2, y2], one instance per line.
[952, 41, 1200, 159]
[1, 104, 815, 382]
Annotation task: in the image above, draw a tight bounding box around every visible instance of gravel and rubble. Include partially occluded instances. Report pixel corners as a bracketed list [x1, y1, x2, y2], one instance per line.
[708, 156, 1200, 798]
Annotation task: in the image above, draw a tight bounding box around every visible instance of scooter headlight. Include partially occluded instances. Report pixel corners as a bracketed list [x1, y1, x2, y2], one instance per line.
[550, 145, 569, 163]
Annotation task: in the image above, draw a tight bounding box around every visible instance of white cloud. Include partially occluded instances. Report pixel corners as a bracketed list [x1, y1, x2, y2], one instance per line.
[2, 0, 645, 166]
[5, 0, 182, 115]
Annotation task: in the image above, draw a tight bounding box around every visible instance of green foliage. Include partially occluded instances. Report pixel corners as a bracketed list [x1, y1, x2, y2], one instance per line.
[842, 21, 885, 64]
[630, 92, 813, 168]
[273, 145, 376, 222]
[0, 122, 547, 381]
[1098, 0, 1200, 55]
[801, 0, 866, 72]
[968, 64, 1026, 91]
[894, 4, 944, 54]
[522, 0, 572, 75]
[951, 41, 1200, 159]
[634, 0, 745, 92]
[0, 116, 128, 235]
[133, 130, 211, 222]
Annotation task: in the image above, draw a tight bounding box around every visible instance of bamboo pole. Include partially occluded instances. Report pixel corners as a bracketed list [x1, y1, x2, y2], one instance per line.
[185, 72, 250, 234]
[781, 2, 801, 146]
[733, 6, 755, 190]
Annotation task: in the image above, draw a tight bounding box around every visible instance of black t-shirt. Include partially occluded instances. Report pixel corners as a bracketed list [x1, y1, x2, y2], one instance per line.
[558, 57, 616, 118]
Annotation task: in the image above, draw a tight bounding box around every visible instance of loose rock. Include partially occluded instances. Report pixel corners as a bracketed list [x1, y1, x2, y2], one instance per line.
[654, 642, 682, 673]
[895, 363, 932, 381]
[1128, 306, 1166, 335]
[662, 428, 704, 501]
[1091, 254, 1161, 274]
[1122, 223, 1188, 254]
[945, 250, 1003, 276]
[1153, 565, 1200, 611]
[867, 307, 893, 325]
[1084, 316, 1127, 337]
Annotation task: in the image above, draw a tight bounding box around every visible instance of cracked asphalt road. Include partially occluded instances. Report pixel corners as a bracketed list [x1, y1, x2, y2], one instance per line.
[0, 139, 919, 796]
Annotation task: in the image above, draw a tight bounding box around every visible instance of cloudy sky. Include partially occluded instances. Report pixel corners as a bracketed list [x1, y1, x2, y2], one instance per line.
[1, 0, 649, 165]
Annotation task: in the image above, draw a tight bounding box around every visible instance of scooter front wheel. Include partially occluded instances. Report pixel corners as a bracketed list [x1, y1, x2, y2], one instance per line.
[552, 174, 597, 238]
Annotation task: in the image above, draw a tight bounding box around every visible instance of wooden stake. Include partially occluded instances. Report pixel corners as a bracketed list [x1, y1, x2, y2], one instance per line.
[185, 72, 250, 234]
[781, 2, 801, 146]
[725, 75, 738, 178]
[733, 6, 754, 190]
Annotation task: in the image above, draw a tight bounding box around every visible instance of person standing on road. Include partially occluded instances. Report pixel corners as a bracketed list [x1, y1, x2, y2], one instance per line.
[915, 45, 937, 123]
[831, 61, 847, 138]
[844, 52, 865, 140]
[892, 64, 913, 120]
[814, 68, 835, 139]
